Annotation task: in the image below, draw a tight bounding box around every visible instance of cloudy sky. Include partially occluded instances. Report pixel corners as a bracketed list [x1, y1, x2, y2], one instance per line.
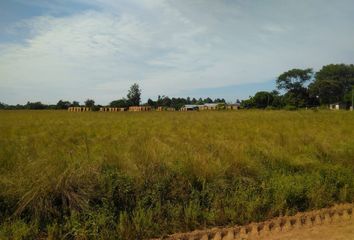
[0, 0, 353, 104]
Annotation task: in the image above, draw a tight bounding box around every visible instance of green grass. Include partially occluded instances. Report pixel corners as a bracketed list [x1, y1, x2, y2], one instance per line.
[1, 110, 354, 239]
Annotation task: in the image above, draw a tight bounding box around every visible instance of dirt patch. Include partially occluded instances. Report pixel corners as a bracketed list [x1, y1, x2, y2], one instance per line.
[151, 204, 354, 240]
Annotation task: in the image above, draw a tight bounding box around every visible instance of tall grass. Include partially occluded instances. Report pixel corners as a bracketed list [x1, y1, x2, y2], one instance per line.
[0, 110, 354, 239]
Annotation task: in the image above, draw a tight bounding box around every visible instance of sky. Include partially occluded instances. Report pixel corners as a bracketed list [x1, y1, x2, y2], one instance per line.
[0, 0, 354, 105]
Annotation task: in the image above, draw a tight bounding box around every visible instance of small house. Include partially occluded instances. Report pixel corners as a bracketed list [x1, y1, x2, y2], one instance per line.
[181, 105, 199, 111]
[129, 106, 152, 112]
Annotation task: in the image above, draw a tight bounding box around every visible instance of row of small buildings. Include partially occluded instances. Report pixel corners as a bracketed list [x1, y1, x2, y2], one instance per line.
[68, 103, 240, 112]
[180, 103, 240, 111]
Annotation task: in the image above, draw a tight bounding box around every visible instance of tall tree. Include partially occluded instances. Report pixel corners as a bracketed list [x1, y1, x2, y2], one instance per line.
[309, 64, 354, 105]
[26, 101, 46, 110]
[84, 99, 95, 108]
[110, 99, 129, 108]
[147, 98, 156, 107]
[277, 68, 313, 90]
[56, 100, 71, 110]
[127, 83, 141, 106]
[71, 101, 80, 107]
[277, 68, 313, 107]
[253, 91, 274, 108]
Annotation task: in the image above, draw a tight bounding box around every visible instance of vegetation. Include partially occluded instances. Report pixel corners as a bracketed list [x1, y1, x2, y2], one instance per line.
[241, 64, 354, 109]
[1, 110, 354, 239]
[309, 64, 354, 106]
[84, 99, 95, 108]
[2, 64, 353, 111]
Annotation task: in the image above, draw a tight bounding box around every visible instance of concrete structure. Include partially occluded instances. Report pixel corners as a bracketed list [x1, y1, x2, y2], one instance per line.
[68, 107, 91, 112]
[180, 105, 199, 111]
[227, 104, 240, 110]
[181, 103, 239, 111]
[128, 106, 152, 112]
[329, 103, 346, 110]
[203, 103, 220, 110]
[157, 106, 176, 111]
[99, 107, 126, 112]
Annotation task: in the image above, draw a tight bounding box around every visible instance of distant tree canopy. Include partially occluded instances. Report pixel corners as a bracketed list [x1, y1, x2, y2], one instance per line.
[242, 64, 354, 110]
[144, 96, 228, 110]
[276, 68, 313, 108]
[241, 90, 283, 109]
[84, 99, 95, 108]
[276, 68, 313, 91]
[3, 64, 354, 111]
[56, 100, 71, 110]
[71, 101, 80, 107]
[127, 83, 141, 106]
[110, 99, 129, 108]
[309, 64, 354, 105]
[25, 101, 47, 110]
[253, 91, 274, 109]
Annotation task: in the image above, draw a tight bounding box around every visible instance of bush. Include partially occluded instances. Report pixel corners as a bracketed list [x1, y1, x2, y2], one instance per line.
[284, 105, 297, 111]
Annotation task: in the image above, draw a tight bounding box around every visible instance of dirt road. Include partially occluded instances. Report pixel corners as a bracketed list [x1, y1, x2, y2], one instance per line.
[152, 204, 354, 240]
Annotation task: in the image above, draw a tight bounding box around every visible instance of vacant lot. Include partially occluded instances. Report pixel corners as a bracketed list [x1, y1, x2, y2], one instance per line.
[0, 110, 354, 239]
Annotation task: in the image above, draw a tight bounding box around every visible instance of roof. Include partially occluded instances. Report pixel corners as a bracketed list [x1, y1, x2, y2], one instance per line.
[203, 103, 220, 107]
[184, 105, 199, 108]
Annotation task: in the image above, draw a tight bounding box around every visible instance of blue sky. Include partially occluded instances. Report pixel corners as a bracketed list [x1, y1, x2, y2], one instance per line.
[0, 0, 354, 105]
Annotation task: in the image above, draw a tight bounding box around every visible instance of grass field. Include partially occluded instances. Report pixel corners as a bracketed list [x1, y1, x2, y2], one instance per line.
[1, 110, 354, 239]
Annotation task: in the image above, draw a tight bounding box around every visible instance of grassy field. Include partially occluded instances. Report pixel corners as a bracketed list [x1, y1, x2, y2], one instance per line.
[0, 110, 354, 239]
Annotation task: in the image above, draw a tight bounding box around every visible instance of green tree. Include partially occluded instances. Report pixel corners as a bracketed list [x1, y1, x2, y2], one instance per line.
[204, 97, 213, 103]
[56, 100, 71, 110]
[110, 99, 129, 108]
[240, 97, 255, 109]
[25, 101, 46, 110]
[84, 99, 95, 108]
[127, 83, 141, 106]
[147, 99, 156, 107]
[253, 91, 274, 108]
[277, 68, 313, 107]
[71, 101, 80, 107]
[309, 64, 354, 105]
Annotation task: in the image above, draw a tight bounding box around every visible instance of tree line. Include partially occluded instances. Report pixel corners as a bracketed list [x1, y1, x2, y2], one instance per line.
[0, 83, 228, 111]
[1, 63, 353, 111]
[241, 64, 354, 109]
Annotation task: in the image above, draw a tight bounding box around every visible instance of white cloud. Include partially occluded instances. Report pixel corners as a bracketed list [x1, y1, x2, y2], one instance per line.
[0, 0, 354, 104]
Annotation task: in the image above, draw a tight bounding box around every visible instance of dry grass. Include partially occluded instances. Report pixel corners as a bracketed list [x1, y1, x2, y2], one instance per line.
[0, 110, 354, 239]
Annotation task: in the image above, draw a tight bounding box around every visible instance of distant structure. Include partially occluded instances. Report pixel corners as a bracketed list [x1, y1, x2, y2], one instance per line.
[157, 106, 176, 111]
[100, 107, 126, 112]
[181, 103, 240, 111]
[329, 103, 345, 110]
[68, 107, 91, 112]
[226, 104, 240, 110]
[68, 103, 240, 112]
[180, 105, 200, 111]
[128, 106, 152, 112]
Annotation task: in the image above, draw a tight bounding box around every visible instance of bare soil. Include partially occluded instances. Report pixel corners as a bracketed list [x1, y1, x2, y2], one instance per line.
[152, 203, 354, 240]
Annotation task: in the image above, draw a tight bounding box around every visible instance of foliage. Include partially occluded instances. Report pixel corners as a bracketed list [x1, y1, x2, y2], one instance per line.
[0, 102, 6, 109]
[276, 68, 313, 91]
[146, 96, 228, 110]
[84, 99, 95, 108]
[1, 111, 354, 239]
[110, 99, 129, 108]
[309, 64, 354, 105]
[71, 101, 80, 107]
[56, 100, 71, 110]
[127, 83, 141, 106]
[25, 101, 47, 110]
[253, 91, 274, 108]
[276, 68, 313, 107]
